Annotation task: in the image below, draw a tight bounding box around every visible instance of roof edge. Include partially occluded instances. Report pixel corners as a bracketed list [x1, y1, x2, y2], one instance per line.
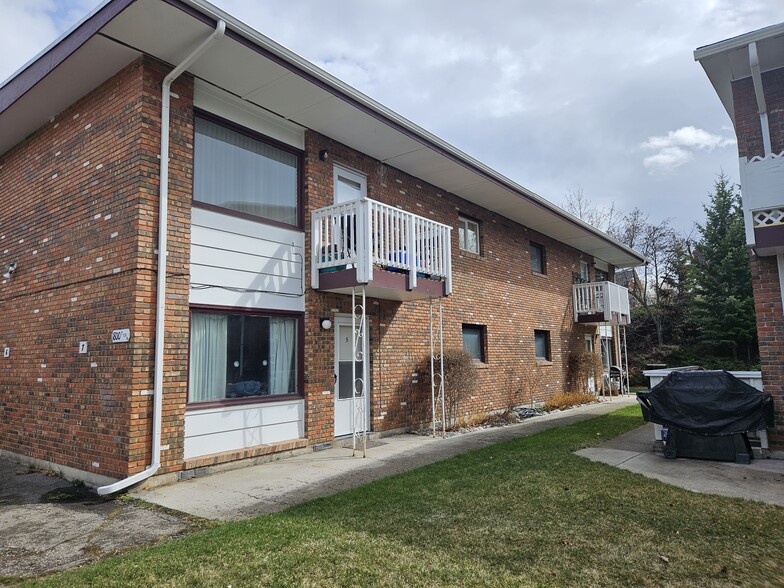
[694, 22, 784, 61]
[180, 0, 646, 266]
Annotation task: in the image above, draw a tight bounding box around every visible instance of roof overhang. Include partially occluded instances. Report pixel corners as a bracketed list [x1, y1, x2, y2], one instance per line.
[0, 0, 645, 268]
[694, 22, 784, 125]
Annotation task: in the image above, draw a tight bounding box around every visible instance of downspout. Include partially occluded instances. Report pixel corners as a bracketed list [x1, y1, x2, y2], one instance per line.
[98, 19, 226, 495]
[749, 41, 772, 157]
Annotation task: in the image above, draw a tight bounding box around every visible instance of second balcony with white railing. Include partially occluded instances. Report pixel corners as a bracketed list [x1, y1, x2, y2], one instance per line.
[311, 198, 452, 301]
[573, 281, 631, 325]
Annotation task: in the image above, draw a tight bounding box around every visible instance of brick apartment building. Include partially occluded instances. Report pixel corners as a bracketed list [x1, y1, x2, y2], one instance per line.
[696, 23, 784, 450]
[0, 0, 644, 492]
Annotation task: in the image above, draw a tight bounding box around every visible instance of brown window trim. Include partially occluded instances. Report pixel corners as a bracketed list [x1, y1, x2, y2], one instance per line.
[530, 241, 547, 275]
[186, 304, 305, 409]
[192, 108, 305, 230]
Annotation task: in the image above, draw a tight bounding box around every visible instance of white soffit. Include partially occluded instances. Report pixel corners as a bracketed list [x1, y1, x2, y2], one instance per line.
[695, 23, 784, 123]
[0, 36, 137, 155]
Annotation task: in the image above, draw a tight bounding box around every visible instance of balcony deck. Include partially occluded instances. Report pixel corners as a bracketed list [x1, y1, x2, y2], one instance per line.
[573, 281, 631, 325]
[739, 151, 784, 256]
[311, 198, 452, 301]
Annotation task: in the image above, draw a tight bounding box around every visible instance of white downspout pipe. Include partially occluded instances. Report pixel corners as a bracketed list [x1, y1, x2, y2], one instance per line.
[98, 20, 226, 496]
[749, 42, 772, 157]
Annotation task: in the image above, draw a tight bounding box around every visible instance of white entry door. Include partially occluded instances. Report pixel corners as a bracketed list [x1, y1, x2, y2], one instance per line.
[334, 317, 369, 437]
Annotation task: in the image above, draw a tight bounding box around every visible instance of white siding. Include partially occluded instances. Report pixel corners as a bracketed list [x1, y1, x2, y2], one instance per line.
[194, 81, 305, 150]
[184, 399, 304, 459]
[190, 207, 305, 312]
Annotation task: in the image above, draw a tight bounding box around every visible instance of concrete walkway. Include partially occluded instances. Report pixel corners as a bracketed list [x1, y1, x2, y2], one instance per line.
[577, 425, 784, 506]
[133, 396, 638, 520]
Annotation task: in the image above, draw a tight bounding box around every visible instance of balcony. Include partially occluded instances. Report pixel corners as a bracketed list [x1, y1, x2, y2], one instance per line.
[573, 281, 631, 325]
[311, 198, 452, 301]
[739, 151, 784, 256]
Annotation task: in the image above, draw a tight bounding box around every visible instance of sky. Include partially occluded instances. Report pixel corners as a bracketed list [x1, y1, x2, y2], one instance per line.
[2, 0, 784, 236]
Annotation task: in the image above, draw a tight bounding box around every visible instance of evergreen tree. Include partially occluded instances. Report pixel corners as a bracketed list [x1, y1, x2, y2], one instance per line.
[690, 174, 757, 364]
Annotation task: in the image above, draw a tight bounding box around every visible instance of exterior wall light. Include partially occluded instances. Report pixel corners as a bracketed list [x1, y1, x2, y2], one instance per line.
[3, 262, 16, 279]
[319, 149, 329, 162]
[321, 318, 332, 330]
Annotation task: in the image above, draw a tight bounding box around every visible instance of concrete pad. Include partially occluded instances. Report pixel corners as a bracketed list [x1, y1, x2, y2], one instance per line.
[0, 458, 191, 579]
[134, 396, 638, 520]
[576, 424, 784, 506]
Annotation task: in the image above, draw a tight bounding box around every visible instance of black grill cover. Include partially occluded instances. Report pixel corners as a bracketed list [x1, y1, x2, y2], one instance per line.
[637, 370, 774, 435]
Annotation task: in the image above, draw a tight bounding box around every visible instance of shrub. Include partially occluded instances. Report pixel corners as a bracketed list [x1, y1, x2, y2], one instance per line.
[421, 347, 478, 429]
[543, 391, 597, 411]
[567, 351, 603, 395]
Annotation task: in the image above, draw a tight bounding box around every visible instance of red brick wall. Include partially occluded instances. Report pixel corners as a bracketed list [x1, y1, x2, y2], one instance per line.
[732, 67, 784, 159]
[0, 56, 193, 479]
[732, 66, 784, 450]
[303, 131, 597, 441]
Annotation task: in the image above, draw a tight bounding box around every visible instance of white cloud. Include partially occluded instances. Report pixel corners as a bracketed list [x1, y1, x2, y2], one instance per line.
[641, 126, 736, 173]
[643, 146, 693, 172]
[641, 126, 735, 151]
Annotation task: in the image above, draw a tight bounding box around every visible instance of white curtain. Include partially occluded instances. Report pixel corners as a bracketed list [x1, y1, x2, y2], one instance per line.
[193, 117, 298, 225]
[269, 317, 296, 394]
[189, 313, 228, 402]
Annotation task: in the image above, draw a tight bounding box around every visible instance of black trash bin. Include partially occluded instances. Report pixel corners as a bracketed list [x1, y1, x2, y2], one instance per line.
[637, 371, 773, 464]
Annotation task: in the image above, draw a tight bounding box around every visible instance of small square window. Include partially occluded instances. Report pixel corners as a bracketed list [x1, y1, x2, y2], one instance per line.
[462, 324, 486, 362]
[530, 242, 546, 274]
[458, 216, 480, 254]
[595, 268, 608, 282]
[534, 330, 551, 361]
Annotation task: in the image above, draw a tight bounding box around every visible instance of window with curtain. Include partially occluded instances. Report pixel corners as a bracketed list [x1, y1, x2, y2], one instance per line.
[462, 323, 486, 362]
[530, 241, 546, 274]
[193, 115, 299, 226]
[534, 330, 551, 361]
[189, 311, 299, 403]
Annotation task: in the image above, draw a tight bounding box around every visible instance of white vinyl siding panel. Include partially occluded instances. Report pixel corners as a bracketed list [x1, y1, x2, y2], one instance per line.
[184, 399, 304, 459]
[190, 208, 305, 312]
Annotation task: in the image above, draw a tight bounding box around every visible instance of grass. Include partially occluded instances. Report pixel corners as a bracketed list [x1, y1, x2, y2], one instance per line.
[20, 406, 784, 587]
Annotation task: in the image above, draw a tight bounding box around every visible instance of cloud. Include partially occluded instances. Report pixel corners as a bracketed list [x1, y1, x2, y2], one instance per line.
[641, 126, 736, 173]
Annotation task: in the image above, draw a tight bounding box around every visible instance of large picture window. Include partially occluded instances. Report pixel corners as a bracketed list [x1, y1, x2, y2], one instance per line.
[193, 115, 299, 226]
[189, 311, 299, 403]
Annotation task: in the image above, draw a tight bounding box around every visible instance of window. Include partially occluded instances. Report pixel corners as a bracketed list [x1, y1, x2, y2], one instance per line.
[579, 260, 589, 283]
[530, 242, 546, 274]
[193, 115, 299, 226]
[462, 324, 486, 362]
[534, 330, 551, 361]
[584, 334, 594, 353]
[595, 268, 608, 282]
[334, 165, 367, 203]
[458, 216, 480, 254]
[189, 311, 299, 403]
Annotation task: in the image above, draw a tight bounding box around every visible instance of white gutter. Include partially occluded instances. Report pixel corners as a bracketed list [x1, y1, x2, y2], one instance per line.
[749, 42, 772, 157]
[98, 19, 226, 496]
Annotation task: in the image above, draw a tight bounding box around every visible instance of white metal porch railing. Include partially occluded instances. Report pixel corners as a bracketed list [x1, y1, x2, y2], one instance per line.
[311, 198, 452, 293]
[572, 281, 630, 324]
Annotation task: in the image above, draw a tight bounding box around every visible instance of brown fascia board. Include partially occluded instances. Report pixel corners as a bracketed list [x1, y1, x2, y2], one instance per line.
[0, 0, 137, 114]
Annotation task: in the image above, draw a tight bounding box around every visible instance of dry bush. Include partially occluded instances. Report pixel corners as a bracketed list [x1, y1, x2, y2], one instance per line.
[567, 351, 603, 395]
[543, 391, 597, 411]
[518, 362, 545, 408]
[421, 348, 478, 429]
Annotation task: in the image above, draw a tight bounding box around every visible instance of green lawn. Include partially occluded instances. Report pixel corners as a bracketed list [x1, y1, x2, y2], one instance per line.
[21, 406, 784, 587]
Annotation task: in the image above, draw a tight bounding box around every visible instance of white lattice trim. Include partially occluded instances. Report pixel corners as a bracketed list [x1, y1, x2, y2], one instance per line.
[753, 208, 784, 228]
[748, 151, 784, 164]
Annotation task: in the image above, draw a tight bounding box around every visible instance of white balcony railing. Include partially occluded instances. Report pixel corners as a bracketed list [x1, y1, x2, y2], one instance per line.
[311, 198, 452, 294]
[573, 281, 630, 324]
